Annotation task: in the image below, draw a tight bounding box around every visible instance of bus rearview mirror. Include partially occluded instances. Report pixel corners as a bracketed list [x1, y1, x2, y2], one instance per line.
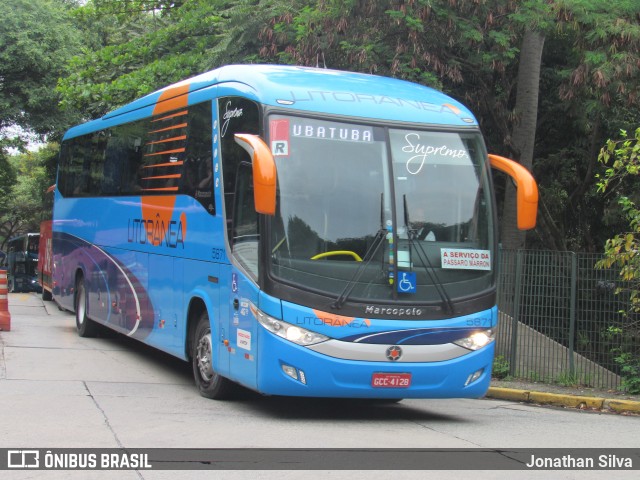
[234, 134, 277, 216]
[488, 154, 538, 230]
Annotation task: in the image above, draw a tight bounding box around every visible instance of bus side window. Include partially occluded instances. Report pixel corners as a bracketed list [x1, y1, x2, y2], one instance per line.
[217, 97, 260, 249]
[231, 162, 259, 277]
[104, 122, 145, 196]
[182, 102, 214, 213]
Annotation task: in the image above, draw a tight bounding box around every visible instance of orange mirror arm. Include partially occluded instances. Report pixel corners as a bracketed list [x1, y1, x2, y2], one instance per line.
[234, 134, 277, 215]
[488, 154, 538, 230]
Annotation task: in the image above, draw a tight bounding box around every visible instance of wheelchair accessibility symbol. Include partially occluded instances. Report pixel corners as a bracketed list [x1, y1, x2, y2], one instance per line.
[398, 272, 417, 294]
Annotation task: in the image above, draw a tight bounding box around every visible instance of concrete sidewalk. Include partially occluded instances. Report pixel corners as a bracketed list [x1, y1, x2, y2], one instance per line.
[2, 292, 640, 415]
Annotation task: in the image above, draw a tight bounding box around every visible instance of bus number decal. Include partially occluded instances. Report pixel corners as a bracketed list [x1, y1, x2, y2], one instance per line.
[211, 248, 226, 261]
[466, 317, 491, 327]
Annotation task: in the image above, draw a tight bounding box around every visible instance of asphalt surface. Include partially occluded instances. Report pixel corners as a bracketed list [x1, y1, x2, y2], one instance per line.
[2, 291, 640, 416]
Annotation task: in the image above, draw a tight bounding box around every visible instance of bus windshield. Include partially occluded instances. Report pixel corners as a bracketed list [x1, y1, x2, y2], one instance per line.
[267, 114, 494, 306]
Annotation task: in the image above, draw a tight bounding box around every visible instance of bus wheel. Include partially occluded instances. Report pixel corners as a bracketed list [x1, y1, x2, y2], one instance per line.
[75, 276, 98, 337]
[192, 311, 235, 400]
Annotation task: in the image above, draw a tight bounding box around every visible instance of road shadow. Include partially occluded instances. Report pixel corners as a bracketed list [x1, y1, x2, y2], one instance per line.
[55, 312, 471, 424]
[236, 394, 469, 423]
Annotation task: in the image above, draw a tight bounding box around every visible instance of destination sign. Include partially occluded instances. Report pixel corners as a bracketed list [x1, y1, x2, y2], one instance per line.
[270, 117, 375, 157]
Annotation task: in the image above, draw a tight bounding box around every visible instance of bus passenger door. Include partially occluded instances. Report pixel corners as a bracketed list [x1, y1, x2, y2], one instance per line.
[227, 161, 261, 390]
[216, 95, 261, 389]
[228, 268, 260, 390]
[216, 263, 231, 377]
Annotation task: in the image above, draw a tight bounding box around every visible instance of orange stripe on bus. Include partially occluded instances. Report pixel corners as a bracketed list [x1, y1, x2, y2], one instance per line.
[142, 161, 184, 169]
[142, 174, 182, 180]
[143, 148, 186, 157]
[149, 123, 188, 134]
[146, 135, 187, 146]
[151, 110, 189, 123]
[153, 84, 190, 116]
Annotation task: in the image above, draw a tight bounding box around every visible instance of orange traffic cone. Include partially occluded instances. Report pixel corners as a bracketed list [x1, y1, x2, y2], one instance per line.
[0, 270, 11, 331]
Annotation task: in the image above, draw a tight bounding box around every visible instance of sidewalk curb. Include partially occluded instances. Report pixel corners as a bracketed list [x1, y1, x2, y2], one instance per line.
[486, 387, 640, 414]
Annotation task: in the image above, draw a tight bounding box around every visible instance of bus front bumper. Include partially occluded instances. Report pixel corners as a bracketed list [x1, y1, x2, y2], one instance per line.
[255, 327, 494, 399]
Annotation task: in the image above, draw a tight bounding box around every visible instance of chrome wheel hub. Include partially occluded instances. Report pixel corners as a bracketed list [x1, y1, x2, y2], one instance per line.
[196, 332, 214, 382]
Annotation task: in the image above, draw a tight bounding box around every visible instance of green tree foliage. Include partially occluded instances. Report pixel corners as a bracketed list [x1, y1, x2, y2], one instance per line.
[0, 145, 57, 249]
[532, 0, 640, 252]
[0, 0, 84, 247]
[596, 128, 640, 311]
[0, 0, 84, 138]
[59, 0, 212, 117]
[0, 147, 19, 238]
[57, 0, 291, 117]
[595, 127, 640, 392]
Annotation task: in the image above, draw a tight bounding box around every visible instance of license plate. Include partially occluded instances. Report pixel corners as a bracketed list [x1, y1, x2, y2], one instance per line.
[371, 373, 412, 388]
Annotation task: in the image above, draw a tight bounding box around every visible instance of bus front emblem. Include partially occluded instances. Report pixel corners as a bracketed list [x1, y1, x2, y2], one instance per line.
[386, 346, 402, 361]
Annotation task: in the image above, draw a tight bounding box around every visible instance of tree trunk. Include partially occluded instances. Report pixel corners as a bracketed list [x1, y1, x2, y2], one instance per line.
[501, 29, 545, 250]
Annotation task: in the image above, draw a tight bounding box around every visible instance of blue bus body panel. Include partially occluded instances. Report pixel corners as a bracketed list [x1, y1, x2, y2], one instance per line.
[63, 65, 477, 141]
[280, 301, 497, 341]
[247, 293, 497, 398]
[226, 266, 261, 390]
[255, 326, 494, 399]
[52, 192, 228, 359]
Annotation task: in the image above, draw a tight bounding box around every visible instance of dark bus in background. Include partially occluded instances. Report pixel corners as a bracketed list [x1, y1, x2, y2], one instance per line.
[5, 233, 41, 293]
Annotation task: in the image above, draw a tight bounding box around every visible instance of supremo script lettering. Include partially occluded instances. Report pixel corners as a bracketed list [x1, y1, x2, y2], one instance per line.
[128, 216, 184, 248]
[402, 133, 468, 175]
[220, 101, 243, 137]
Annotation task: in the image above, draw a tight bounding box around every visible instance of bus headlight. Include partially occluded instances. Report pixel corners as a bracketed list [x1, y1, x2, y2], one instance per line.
[250, 303, 329, 346]
[453, 329, 495, 351]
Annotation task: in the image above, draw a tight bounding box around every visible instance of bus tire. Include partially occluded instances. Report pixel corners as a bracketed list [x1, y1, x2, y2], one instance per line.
[192, 311, 235, 400]
[75, 276, 98, 338]
[42, 288, 52, 301]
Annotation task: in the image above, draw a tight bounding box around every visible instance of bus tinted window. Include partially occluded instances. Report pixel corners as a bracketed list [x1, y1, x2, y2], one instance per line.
[58, 102, 214, 213]
[218, 97, 259, 248]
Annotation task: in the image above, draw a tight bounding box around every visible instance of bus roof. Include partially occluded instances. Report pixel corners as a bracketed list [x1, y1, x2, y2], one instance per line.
[65, 64, 478, 139]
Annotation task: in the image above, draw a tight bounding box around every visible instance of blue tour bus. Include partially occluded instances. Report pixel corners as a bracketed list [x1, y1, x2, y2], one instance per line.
[52, 65, 537, 400]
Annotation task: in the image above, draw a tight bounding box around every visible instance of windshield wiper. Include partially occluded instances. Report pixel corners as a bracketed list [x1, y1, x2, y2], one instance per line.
[403, 195, 455, 315]
[332, 193, 386, 310]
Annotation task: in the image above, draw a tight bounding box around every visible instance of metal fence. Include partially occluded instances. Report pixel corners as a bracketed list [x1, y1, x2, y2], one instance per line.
[496, 249, 640, 389]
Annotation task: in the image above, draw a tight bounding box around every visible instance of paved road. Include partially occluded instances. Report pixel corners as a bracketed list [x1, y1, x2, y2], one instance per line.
[1, 293, 639, 479]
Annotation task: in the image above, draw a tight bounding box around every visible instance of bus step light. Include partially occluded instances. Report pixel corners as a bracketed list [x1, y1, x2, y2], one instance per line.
[0, 270, 11, 332]
[282, 364, 307, 384]
[465, 368, 484, 387]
